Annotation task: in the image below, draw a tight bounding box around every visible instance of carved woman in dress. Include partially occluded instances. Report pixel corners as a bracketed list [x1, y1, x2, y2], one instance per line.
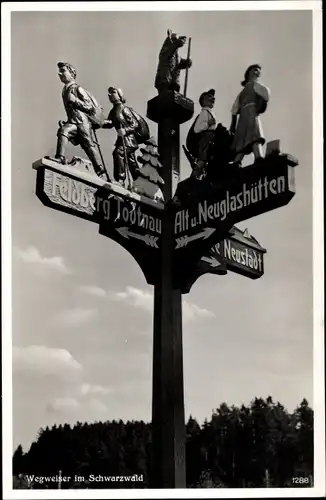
[230, 64, 270, 166]
[102, 87, 141, 184]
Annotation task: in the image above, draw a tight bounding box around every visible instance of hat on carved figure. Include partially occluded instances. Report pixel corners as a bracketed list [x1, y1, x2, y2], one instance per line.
[108, 86, 126, 103]
[199, 89, 215, 106]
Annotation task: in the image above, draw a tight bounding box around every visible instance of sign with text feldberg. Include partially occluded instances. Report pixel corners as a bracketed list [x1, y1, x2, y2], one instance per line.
[34, 158, 164, 227]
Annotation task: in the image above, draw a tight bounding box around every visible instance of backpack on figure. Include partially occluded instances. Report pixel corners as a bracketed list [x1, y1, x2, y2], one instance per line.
[128, 108, 150, 144]
[81, 87, 106, 129]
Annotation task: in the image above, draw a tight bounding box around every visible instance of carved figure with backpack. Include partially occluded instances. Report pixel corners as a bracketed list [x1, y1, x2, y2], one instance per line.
[49, 62, 109, 180]
[102, 86, 150, 186]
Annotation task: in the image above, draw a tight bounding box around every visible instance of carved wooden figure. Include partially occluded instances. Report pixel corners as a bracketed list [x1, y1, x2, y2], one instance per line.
[230, 64, 270, 166]
[154, 29, 192, 94]
[103, 87, 150, 187]
[50, 62, 108, 180]
[185, 89, 217, 177]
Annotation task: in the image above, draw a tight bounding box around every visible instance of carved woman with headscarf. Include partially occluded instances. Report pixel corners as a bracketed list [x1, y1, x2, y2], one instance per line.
[230, 64, 270, 166]
[103, 87, 149, 185]
[102, 87, 139, 184]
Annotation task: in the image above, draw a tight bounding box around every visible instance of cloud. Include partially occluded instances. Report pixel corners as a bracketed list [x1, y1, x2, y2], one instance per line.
[115, 286, 153, 312]
[113, 286, 214, 321]
[13, 346, 111, 440]
[80, 285, 107, 298]
[87, 398, 108, 413]
[13, 345, 82, 377]
[15, 246, 70, 275]
[49, 397, 80, 412]
[78, 383, 113, 397]
[183, 301, 215, 321]
[47, 396, 108, 416]
[56, 307, 98, 327]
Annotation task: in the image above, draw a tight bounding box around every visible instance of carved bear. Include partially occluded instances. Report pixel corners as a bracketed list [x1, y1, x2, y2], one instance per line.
[154, 29, 192, 94]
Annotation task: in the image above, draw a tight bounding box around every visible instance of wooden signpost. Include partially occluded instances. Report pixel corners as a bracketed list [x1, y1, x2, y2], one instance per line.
[33, 124, 297, 491]
[33, 42, 299, 490]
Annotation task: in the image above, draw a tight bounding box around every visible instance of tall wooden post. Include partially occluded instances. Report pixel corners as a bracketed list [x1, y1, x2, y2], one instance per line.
[147, 91, 194, 488]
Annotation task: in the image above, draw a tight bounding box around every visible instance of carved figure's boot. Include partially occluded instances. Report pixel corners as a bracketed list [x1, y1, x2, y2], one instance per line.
[113, 148, 127, 186]
[128, 152, 140, 181]
[253, 143, 264, 165]
[55, 134, 69, 164]
[45, 135, 68, 164]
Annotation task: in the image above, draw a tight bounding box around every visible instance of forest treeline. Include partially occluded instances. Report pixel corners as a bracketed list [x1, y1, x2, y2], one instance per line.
[13, 397, 313, 488]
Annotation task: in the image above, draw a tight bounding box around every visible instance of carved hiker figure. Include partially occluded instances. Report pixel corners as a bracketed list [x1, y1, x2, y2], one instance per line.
[49, 62, 109, 180]
[155, 29, 192, 94]
[230, 64, 270, 166]
[103, 87, 150, 186]
[183, 88, 235, 184]
[185, 89, 217, 178]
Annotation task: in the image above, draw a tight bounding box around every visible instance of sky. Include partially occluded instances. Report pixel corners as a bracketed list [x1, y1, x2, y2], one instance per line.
[8, 5, 317, 453]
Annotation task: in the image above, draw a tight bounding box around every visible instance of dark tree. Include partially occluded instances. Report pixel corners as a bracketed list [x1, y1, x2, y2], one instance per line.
[13, 398, 314, 489]
[13, 445, 25, 475]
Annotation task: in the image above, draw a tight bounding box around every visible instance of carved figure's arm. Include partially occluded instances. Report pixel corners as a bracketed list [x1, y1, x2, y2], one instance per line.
[231, 94, 240, 115]
[72, 87, 94, 113]
[230, 115, 238, 135]
[254, 82, 270, 114]
[230, 94, 240, 133]
[123, 109, 139, 136]
[178, 57, 192, 70]
[194, 110, 213, 134]
[102, 118, 114, 129]
[254, 82, 270, 102]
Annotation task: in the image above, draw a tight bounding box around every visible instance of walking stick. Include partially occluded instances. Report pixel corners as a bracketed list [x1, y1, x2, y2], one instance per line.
[121, 132, 133, 190]
[183, 37, 192, 97]
[92, 129, 109, 180]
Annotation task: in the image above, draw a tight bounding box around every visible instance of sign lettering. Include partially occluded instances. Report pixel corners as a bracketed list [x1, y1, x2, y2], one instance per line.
[222, 239, 263, 273]
[44, 170, 98, 216]
[211, 235, 265, 279]
[175, 175, 286, 234]
[107, 199, 162, 235]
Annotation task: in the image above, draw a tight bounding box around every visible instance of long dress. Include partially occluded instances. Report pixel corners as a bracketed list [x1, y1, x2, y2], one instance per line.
[231, 81, 270, 155]
[108, 103, 140, 181]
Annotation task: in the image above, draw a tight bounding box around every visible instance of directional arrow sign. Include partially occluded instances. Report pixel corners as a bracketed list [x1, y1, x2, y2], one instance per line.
[173, 152, 297, 275]
[201, 255, 223, 268]
[179, 225, 266, 293]
[98, 196, 162, 285]
[174, 153, 297, 231]
[175, 227, 215, 249]
[213, 226, 266, 279]
[116, 226, 159, 248]
[33, 157, 163, 287]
